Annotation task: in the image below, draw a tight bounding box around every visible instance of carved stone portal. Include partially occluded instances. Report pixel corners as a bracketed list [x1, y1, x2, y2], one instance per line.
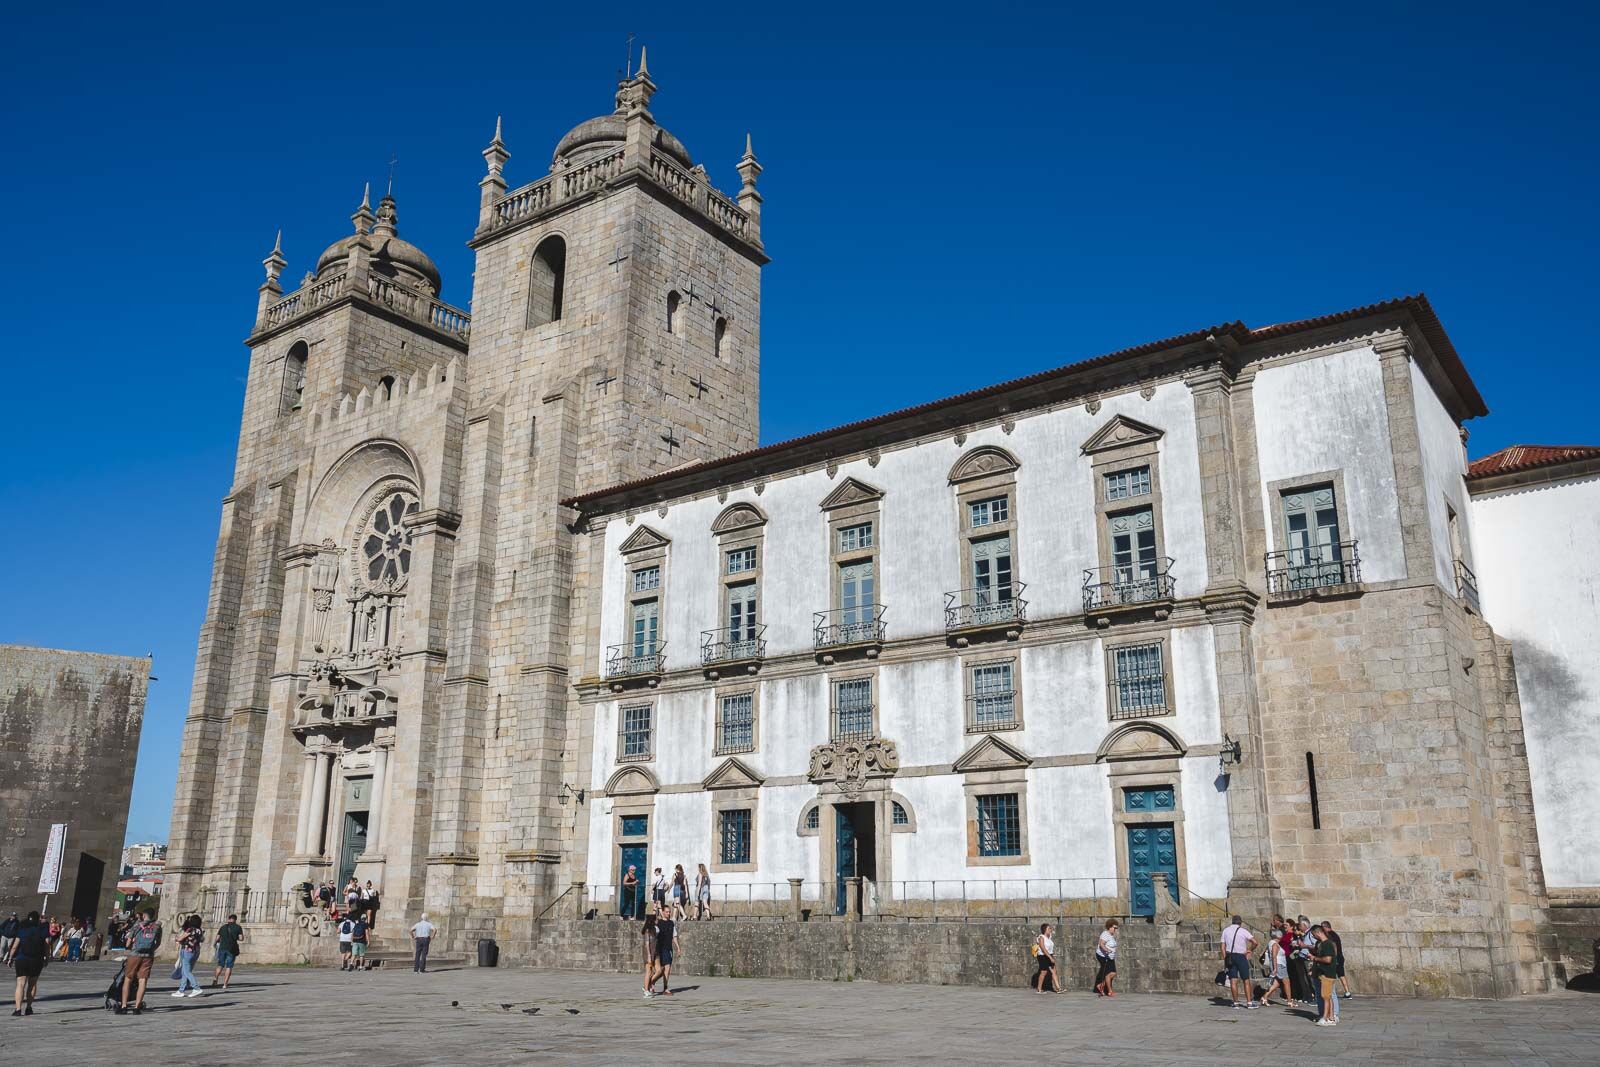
[807, 737, 899, 796]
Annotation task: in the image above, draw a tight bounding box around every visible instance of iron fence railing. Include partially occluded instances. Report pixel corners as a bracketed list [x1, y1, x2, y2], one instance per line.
[606, 643, 667, 679]
[1082, 560, 1175, 612]
[700, 624, 767, 666]
[1264, 541, 1361, 595]
[813, 605, 887, 650]
[944, 583, 1028, 631]
[1455, 559, 1481, 614]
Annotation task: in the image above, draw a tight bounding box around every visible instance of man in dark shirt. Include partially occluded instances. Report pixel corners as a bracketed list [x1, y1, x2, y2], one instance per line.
[0, 912, 19, 964]
[212, 914, 245, 990]
[651, 903, 680, 997]
[11, 912, 48, 1016]
[1309, 926, 1341, 1026]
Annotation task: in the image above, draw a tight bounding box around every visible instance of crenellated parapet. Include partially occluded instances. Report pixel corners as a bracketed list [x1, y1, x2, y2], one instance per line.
[308, 356, 463, 435]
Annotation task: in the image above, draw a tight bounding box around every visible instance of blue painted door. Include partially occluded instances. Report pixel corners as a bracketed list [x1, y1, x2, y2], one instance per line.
[1123, 786, 1178, 917]
[619, 844, 648, 918]
[835, 808, 856, 915]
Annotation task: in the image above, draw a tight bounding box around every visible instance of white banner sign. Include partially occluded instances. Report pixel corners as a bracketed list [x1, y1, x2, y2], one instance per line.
[37, 823, 68, 895]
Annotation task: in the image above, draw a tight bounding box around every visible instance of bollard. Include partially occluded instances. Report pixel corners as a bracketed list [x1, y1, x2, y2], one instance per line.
[572, 881, 587, 920]
[788, 878, 804, 922]
[845, 876, 862, 921]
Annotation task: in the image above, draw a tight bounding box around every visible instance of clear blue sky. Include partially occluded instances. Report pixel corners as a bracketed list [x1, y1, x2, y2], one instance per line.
[1, 5, 1596, 846]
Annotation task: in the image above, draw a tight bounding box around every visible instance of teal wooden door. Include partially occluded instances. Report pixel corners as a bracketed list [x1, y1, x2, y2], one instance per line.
[1124, 786, 1178, 916]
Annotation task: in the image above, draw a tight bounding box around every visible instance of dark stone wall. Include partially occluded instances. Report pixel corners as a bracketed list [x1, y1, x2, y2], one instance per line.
[509, 917, 1222, 994]
[0, 645, 150, 922]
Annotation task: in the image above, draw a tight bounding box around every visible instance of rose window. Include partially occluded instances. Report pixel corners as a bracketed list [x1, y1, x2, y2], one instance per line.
[363, 494, 419, 585]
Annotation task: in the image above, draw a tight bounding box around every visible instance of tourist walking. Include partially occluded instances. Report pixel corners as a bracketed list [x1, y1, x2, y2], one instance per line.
[695, 863, 713, 920]
[650, 903, 680, 996]
[117, 909, 162, 1014]
[1094, 919, 1119, 997]
[362, 880, 381, 930]
[212, 913, 244, 990]
[1031, 923, 1060, 993]
[337, 914, 356, 970]
[350, 915, 370, 971]
[651, 867, 667, 909]
[670, 865, 689, 921]
[172, 915, 204, 997]
[409, 913, 436, 973]
[10, 912, 47, 1017]
[1, 912, 19, 964]
[1257, 924, 1290, 1007]
[1310, 925, 1341, 1026]
[1220, 914, 1257, 1009]
[621, 865, 640, 919]
[640, 910, 659, 998]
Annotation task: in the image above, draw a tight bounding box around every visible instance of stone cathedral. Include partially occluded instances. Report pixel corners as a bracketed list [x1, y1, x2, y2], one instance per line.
[169, 61, 1600, 995]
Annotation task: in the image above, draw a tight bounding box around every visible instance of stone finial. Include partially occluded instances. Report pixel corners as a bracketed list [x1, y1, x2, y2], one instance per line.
[262, 230, 287, 289]
[483, 115, 509, 179]
[351, 182, 376, 236]
[374, 192, 399, 238]
[615, 46, 657, 118]
[737, 132, 764, 243]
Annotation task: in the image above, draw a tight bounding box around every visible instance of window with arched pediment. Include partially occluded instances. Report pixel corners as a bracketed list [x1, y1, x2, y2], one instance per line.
[346, 485, 420, 656]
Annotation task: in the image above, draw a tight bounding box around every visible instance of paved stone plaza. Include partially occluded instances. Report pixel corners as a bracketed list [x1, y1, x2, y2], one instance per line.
[1, 960, 1595, 1065]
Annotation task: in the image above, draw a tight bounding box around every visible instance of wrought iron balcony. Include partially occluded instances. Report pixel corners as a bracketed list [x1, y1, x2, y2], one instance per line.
[1455, 560, 1481, 615]
[813, 605, 887, 658]
[1082, 560, 1176, 620]
[830, 703, 876, 742]
[945, 583, 1028, 640]
[605, 643, 666, 689]
[1264, 542, 1361, 598]
[701, 625, 768, 674]
[966, 691, 1019, 730]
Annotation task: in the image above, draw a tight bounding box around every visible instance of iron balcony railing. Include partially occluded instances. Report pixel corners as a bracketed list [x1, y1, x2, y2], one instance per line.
[966, 691, 1019, 729]
[1264, 541, 1361, 595]
[813, 604, 887, 650]
[700, 624, 768, 666]
[605, 643, 667, 679]
[1455, 560, 1481, 614]
[944, 583, 1028, 631]
[1082, 559, 1176, 612]
[830, 702, 876, 742]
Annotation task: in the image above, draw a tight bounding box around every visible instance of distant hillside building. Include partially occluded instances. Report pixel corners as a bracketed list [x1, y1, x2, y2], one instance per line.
[164, 59, 1599, 995]
[1, 645, 150, 920]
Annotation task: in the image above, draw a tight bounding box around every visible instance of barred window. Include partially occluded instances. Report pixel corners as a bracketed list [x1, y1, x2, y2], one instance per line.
[717, 693, 755, 754]
[719, 808, 752, 865]
[968, 496, 1010, 528]
[976, 794, 1021, 857]
[1112, 643, 1167, 719]
[1104, 466, 1151, 502]
[726, 546, 757, 574]
[833, 678, 874, 740]
[619, 703, 652, 761]
[837, 522, 874, 553]
[804, 805, 820, 830]
[891, 801, 909, 826]
[971, 663, 1016, 726]
[631, 566, 661, 593]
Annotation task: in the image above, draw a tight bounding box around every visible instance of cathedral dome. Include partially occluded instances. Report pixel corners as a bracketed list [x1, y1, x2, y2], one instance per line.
[552, 110, 693, 169]
[315, 192, 442, 295]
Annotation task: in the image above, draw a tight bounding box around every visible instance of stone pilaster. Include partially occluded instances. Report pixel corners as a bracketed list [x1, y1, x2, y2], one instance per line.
[1374, 333, 1435, 581]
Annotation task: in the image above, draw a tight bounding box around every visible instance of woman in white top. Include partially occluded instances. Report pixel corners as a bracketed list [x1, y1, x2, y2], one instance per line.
[694, 864, 713, 921]
[1094, 919, 1120, 997]
[1031, 923, 1061, 993]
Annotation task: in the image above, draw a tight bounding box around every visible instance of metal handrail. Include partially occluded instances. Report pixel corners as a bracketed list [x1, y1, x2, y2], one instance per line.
[813, 604, 887, 649]
[605, 643, 667, 678]
[1454, 559, 1481, 613]
[700, 624, 768, 666]
[944, 583, 1028, 630]
[1083, 559, 1175, 611]
[1264, 540, 1361, 594]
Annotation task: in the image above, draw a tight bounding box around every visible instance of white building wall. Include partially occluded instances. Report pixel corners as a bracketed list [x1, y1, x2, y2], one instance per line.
[1470, 474, 1600, 888]
[1411, 359, 1474, 589]
[1253, 346, 1406, 582]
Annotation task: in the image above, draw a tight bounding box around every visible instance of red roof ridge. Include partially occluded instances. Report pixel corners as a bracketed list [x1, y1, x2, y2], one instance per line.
[1467, 443, 1600, 480]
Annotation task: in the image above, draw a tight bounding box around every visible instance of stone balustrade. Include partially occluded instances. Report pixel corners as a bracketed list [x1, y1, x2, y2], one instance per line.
[257, 269, 470, 342]
[486, 146, 751, 245]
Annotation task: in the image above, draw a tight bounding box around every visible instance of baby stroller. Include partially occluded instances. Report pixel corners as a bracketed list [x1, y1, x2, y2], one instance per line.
[102, 958, 128, 1012]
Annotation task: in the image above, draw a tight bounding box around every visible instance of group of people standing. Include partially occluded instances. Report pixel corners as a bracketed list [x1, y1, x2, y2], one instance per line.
[621, 863, 715, 922]
[1, 913, 97, 964]
[1221, 913, 1350, 1026]
[316, 878, 381, 929]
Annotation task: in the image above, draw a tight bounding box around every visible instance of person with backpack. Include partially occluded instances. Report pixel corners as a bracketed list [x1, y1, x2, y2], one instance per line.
[337, 914, 356, 971]
[1030, 922, 1060, 993]
[117, 909, 162, 1014]
[350, 915, 370, 971]
[10, 912, 48, 1017]
[212, 914, 244, 990]
[171, 916, 204, 998]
